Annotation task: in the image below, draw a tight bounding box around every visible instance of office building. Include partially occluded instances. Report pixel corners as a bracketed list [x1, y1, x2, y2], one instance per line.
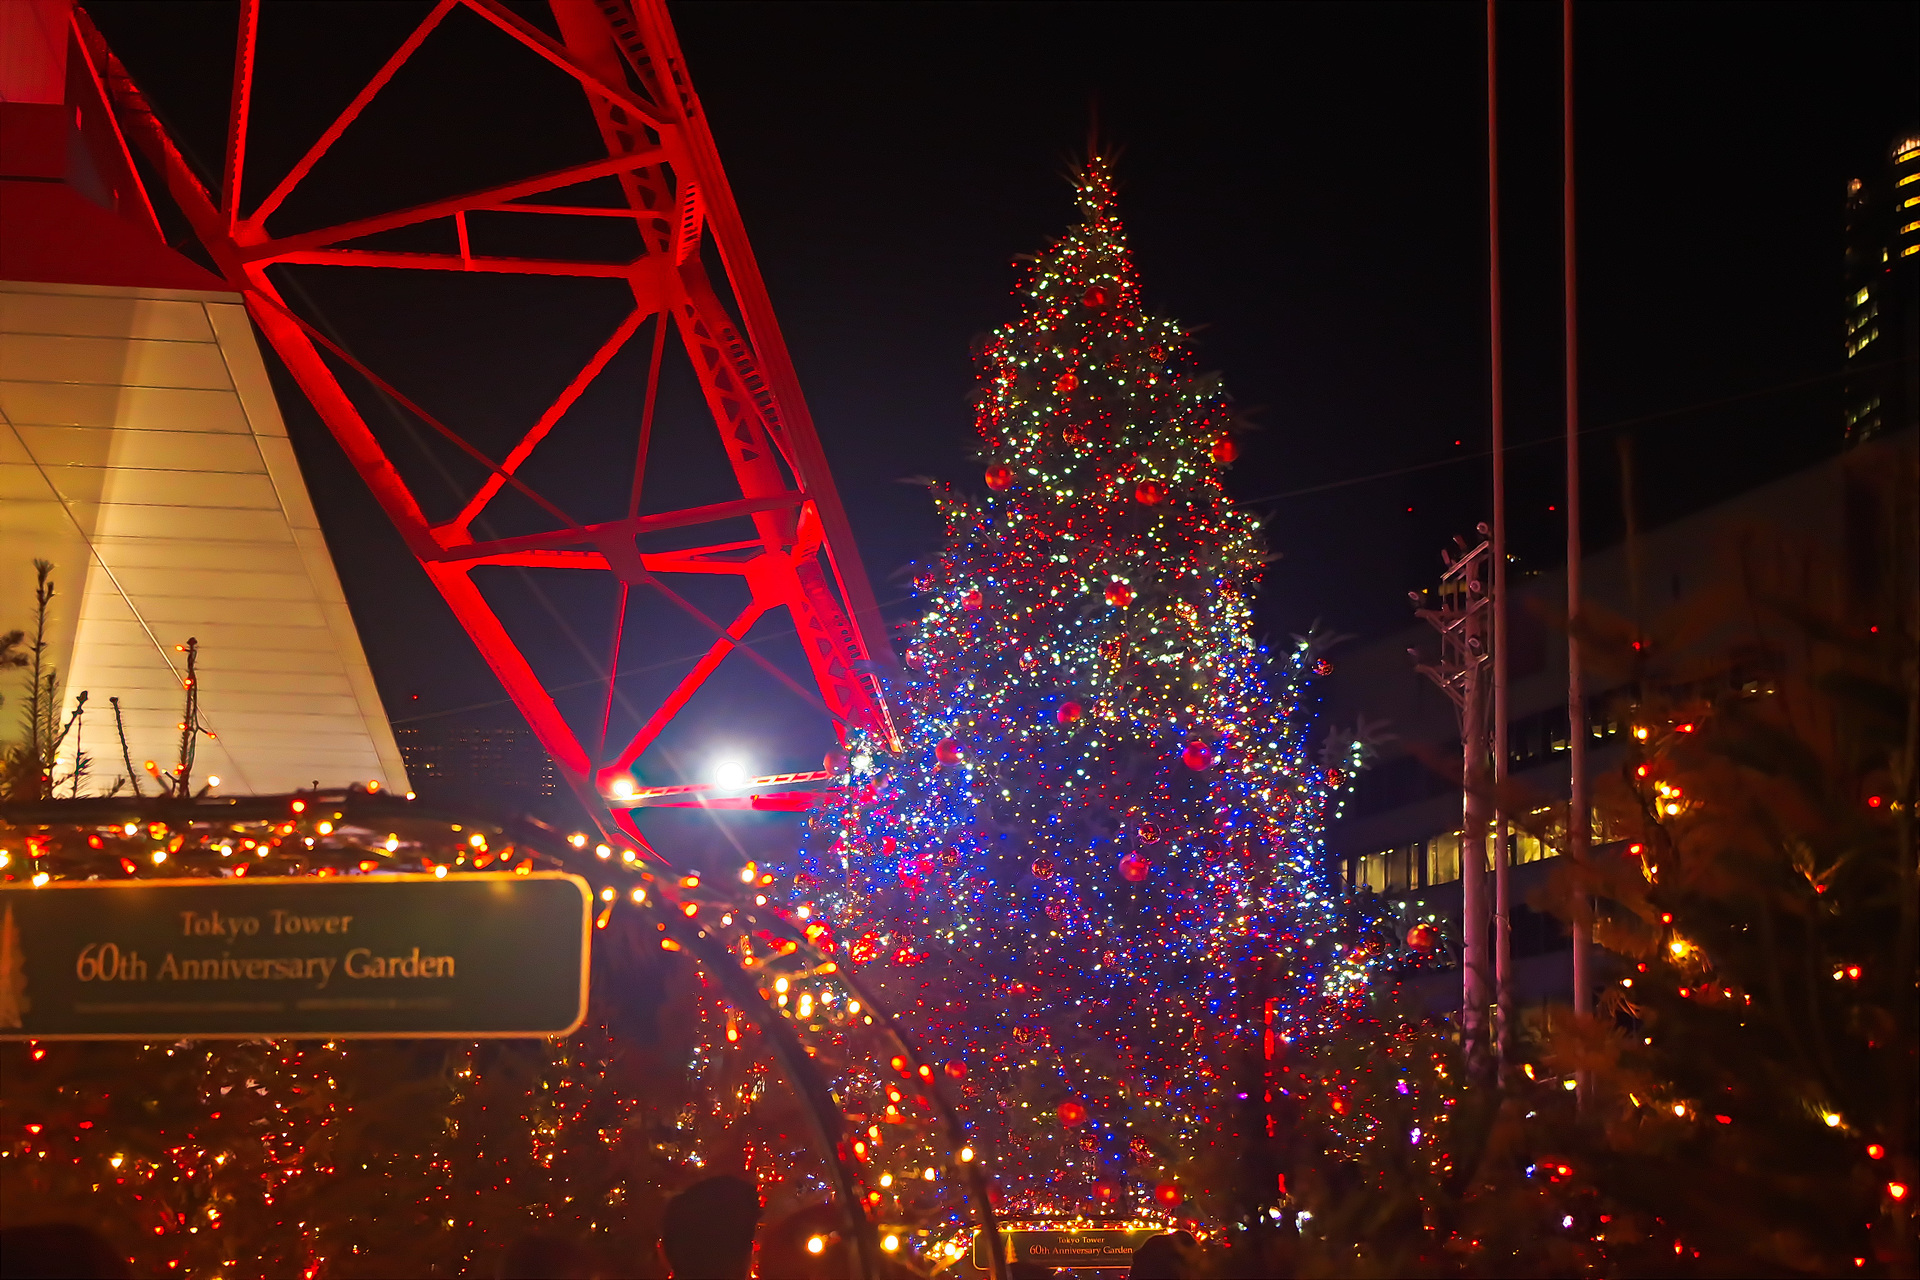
[394, 723, 559, 816]
[1842, 131, 1920, 443]
[1317, 430, 1915, 1007]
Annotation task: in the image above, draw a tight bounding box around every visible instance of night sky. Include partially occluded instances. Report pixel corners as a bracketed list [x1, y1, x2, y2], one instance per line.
[84, 1, 1918, 819]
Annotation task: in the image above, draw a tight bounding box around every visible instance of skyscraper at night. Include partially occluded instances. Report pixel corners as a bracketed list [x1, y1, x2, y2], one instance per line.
[1842, 131, 1920, 443]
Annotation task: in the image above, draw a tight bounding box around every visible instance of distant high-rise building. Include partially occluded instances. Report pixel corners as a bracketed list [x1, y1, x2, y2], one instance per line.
[394, 723, 559, 815]
[1842, 131, 1920, 444]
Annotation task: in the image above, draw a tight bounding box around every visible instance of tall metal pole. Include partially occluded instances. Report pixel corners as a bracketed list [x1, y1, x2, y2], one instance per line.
[1487, 0, 1514, 1076]
[1461, 591, 1493, 1077]
[1563, 0, 1594, 1078]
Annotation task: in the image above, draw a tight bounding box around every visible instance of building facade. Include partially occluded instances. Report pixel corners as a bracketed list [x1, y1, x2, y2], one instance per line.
[394, 723, 559, 816]
[1842, 131, 1920, 443]
[1317, 431, 1915, 1009]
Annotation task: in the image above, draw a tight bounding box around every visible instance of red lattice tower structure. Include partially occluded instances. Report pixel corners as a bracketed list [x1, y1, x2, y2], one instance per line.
[74, 0, 899, 858]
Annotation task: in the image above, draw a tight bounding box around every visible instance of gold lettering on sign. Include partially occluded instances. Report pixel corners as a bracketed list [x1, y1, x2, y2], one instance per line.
[344, 948, 455, 979]
[269, 910, 353, 935]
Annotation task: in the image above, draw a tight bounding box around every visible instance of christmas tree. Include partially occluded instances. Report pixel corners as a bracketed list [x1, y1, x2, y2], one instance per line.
[796, 157, 1371, 1224]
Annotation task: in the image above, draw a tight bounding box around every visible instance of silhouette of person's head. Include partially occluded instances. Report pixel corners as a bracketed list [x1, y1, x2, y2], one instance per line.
[0, 1223, 131, 1279]
[1127, 1232, 1192, 1280]
[661, 1175, 761, 1279]
[498, 1232, 593, 1279]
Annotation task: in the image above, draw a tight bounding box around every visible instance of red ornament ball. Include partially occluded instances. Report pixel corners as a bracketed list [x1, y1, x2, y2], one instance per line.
[1118, 852, 1151, 882]
[1314, 657, 1334, 676]
[961, 588, 982, 610]
[1082, 285, 1110, 308]
[984, 465, 1013, 491]
[1180, 741, 1213, 771]
[1054, 370, 1079, 393]
[1092, 1179, 1121, 1205]
[1031, 857, 1056, 880]
[1406, 922, 1440, 954]
[1212, 436, 1239, 464]
[1324, 767, 1345, 788]
[934, 738, 963, 764]
[1057, 700, 1083, 724]
[1104, 581, 1134, 608]
[1134, 481, 1167, 506]
[1135, 821, 1163, 844]
[944, 1061, 967, 1080]
[1154, 1182, 1183, 1208]
[1057, 1101, 1089, 1127]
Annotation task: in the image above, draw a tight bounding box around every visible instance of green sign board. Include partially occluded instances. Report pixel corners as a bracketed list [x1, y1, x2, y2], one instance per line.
[0, 873, 590, 1039]
[972, 1228, 1159, 1271]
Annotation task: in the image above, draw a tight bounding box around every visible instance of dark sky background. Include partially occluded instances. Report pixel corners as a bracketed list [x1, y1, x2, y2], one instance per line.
[85, 1, 1918, 833]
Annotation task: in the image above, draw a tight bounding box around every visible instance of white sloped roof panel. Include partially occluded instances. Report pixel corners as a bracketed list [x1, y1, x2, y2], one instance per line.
[0, 280, 409, 796]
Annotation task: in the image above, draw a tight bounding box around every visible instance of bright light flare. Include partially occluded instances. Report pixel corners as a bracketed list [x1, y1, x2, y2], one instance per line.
[710, 757, 751, 790]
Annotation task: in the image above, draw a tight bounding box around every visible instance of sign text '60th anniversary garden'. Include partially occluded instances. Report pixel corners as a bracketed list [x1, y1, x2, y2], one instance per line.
[0, 873, 590, 1039]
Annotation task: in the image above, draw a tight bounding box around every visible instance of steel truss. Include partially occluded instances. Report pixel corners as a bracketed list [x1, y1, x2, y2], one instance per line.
[75, 0, 898, 858]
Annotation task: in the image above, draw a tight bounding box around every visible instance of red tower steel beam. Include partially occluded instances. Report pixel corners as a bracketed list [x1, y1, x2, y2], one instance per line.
[74, 0, 901, 858]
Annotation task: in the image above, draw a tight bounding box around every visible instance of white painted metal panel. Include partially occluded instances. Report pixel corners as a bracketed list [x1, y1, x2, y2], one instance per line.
[0, 280, 409, 795]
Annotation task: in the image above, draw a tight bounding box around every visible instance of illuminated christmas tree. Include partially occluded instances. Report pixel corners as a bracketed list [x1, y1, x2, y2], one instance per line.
[797, 157, 1372, 1222]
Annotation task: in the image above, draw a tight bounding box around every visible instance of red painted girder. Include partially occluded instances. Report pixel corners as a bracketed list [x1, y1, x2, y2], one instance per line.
[76, 0, 898, 859]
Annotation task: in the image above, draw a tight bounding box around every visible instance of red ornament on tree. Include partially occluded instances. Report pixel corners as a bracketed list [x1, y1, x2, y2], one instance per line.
[984, 465, 1013, 491]
[961, 588, 983, 610]
[945, 1061, 967, 1080]
[1092, 1179, 1120, 1205]
[1054, 370, 1079, 393]
[1211, 436, 1238, 464]
[1180, 741, 1213, 771]
[1082, 285, 1109, 308]
[1134, 481, 1166, 506]
[1105, 581, 1134, 608]
[1314, 657, 1334, 676]
[851, 932, 880, 964]
[1057, 1101, 1089, 1127]
[1406, 923, 1440, 954]
[1135, 821, 1163, 844]
[1057, 700, 1083, 724]
[1118, 852, 1151, 882]
[1031, 857, 1056, 880]
[1154, 1182, 1183, 1208]
[935, 739, 963, 764]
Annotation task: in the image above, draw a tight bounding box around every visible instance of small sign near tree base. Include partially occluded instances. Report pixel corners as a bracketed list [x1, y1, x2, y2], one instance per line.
[0, 873, 590, 1039]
